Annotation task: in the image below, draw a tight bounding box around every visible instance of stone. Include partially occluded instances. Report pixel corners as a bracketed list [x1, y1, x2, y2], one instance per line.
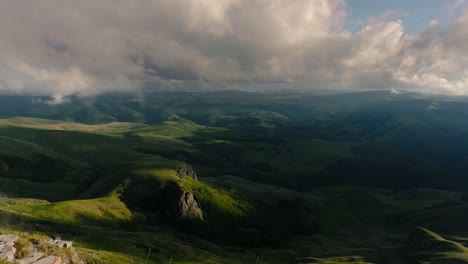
[0, 234, 18, 262]
[18, 252, 45, 264]
[69, 252, 82, 264]
[0, 234, 18, 244]
[49, 239, 73, 249]
[0, 244, 16, 262]
[0, 234, 78, 264]
[32, 256, 62, 264]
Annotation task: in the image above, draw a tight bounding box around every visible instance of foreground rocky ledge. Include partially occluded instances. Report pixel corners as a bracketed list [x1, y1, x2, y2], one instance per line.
[0, 234, 81, 264]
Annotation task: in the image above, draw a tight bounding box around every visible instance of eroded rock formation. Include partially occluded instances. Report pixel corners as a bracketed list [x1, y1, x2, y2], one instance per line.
[176, 165, 198, 181]
[177, 191, 203, 220]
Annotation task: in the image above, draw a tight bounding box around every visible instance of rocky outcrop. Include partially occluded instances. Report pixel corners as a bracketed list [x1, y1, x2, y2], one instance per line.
[0, 235, 82, 264]
[174, 165, 202, 219]
[158, 181, 204, 221]
[0, 234, 18, 262]
[177, 191, 203, 220]
[176, 165, 197, 181]
[122, 166, 204, 222]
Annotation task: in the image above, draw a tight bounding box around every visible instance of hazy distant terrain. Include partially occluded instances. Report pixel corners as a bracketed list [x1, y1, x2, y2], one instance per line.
[1, 90, 468, 263]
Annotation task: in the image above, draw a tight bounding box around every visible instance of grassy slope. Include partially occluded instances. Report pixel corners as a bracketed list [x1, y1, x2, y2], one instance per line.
[0, 117, 357, 189]
[2, 94, 468, 263]
[202, 176, 468, 262]
[0, 167, 266, 264]
[0, 122, 260, 263]
[0, 116, 374, 262]
[2, 165, 468, 263]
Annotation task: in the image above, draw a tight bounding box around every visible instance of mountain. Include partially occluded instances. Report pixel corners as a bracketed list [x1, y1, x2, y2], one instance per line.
[0, 90, 468, 263]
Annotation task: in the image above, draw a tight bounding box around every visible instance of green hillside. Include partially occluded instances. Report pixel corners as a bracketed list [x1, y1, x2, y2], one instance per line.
[1, 91, 468, 263]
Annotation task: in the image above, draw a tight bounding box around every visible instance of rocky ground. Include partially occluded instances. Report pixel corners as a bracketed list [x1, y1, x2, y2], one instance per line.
[0, 234, 82, 264]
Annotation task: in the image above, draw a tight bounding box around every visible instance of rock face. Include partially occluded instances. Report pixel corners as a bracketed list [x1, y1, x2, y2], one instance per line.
[176, 165, 198, 181]
[177, 191, 203, 220]
[159, 181, 204, 221]
[122, 165, 204, 222]
[174, 165, 203, 220]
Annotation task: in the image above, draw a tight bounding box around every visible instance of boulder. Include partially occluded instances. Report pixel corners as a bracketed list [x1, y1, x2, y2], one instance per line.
[0, 244, 16, 262]
[32, 256, 62, 264]
[49, 239, 73, 249]
[0, 234, 18, 244]
[0, 234, 18, 262]
[18, 252, 45, 264]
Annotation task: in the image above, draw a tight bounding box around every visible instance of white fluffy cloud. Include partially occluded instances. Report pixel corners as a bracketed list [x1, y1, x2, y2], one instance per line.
[0, 0, 467, 96]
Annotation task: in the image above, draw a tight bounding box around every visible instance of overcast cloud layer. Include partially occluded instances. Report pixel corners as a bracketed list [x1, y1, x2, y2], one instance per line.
[0, 0, 467, 97]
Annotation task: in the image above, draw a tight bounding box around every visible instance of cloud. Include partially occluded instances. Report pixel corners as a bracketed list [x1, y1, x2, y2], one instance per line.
[357, 10, 409, 26]
[0, 0, 467, 97]
[390, 87, 401, 94]
[394, 13, 468, 95]
[446, 0, 467, 17]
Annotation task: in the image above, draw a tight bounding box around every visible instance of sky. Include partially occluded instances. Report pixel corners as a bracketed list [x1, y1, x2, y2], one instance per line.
[347, 0, 461, 34]
[0, 0, 467, 101]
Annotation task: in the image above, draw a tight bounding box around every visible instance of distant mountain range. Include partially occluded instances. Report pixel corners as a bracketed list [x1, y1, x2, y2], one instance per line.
[1, 90, 468, 263]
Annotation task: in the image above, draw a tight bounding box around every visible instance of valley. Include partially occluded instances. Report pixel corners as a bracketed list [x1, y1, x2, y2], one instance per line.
[0, 90, 467, 263]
